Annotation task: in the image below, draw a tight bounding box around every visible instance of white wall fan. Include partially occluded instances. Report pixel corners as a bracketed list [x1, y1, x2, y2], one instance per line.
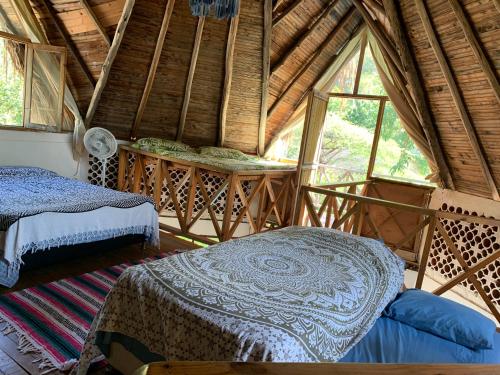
[83, 127, 117, 187]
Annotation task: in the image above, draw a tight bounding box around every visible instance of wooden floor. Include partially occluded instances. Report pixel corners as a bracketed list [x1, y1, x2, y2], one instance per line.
[0, 231, 199, 375]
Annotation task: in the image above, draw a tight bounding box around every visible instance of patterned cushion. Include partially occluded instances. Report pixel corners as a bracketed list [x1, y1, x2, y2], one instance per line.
[134, 138, 193, 153]
[0, 167, 57, 177]
[198, 146, 251, 161]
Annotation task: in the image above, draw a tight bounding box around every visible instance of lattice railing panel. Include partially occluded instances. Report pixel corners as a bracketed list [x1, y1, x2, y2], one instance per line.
[88, 153, 120, 189]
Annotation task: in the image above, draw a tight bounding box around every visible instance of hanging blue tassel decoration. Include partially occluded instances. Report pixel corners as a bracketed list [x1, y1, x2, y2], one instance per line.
[189, 0, 239, 19]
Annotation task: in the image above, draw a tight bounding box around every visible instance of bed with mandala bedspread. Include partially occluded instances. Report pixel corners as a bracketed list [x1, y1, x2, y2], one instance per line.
[0, 167, 159, 287]
[75, 226, 404, 373]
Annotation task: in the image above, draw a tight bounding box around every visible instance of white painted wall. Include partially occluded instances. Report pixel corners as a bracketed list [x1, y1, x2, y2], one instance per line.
[0, 129, 89, 180]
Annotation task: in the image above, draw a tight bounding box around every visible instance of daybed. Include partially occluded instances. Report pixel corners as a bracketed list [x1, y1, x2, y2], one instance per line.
[75, 227, 500, 374]
[0, 166, 159, 287]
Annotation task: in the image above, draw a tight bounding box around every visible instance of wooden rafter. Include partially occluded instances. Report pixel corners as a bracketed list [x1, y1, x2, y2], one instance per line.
[129, 0, 175, 140]
[79, 0, 111, 47]
[273, 0, 302, 28]
[258, 0, 272, 156]
[85, 0, 135, 128]
[414, 0, 499, 201]
[178, 16, 205, 141]
[40, 0, 95, 87]
[267, 6, 356, 117]
[352, 30, 367, 94]
[382, 0, 455, 190]
[494, 0, 500, 14]
[218, 6, 239, 147]
[271, 0, 339, 75]
[447, 0, 500, 106]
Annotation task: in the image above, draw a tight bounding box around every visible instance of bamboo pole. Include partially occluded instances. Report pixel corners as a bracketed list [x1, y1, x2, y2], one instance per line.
[382, 0, 454, 189]
[258, 0, 272, 155]
[414, 0, 499, 201]
[79, 0, 111, 47]
[178, 17, 205, 141]
[130, 0, 175, 140]
[85, 0, 135, 128]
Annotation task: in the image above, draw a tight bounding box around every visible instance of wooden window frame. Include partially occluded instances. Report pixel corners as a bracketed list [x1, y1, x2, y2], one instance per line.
[0, 30, 66, 132]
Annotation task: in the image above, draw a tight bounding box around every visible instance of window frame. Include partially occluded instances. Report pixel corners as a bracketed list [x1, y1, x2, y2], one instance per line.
[0, 30, 67, 132]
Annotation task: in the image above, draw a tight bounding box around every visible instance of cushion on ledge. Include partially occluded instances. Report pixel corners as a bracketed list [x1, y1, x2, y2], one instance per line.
[198, 146, 251, 161]
[384, 288, 496, 350]
[134, 138, 193, 153]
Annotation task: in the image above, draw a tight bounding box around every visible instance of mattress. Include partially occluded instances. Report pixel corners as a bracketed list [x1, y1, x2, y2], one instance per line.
[0, 167, 159, 287]
[75, 227, 404, 374]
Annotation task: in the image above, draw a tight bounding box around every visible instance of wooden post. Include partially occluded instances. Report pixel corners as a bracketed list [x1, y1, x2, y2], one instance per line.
[218, 8, 239, 147]
[382, 0, 454, 190]
[414, 0, 499, 201]
[85, 0, 135, 128]
[178, 17, 205, 141]
[130, 0, 175, 140]
[222, 174, 238, 241]
[415, 215, 436, 289]
[40, 0, 95, 87]
[258, 0, 272, 156]
[271, 0, 339, 75]
[447, 0, 500, 106]
[366, 99, 385, 179]
[79, 0, 111, 47]
[117, 148, 127, 191]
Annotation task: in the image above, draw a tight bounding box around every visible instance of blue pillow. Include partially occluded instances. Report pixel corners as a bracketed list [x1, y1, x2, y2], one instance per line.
[385, 289, 496, 350]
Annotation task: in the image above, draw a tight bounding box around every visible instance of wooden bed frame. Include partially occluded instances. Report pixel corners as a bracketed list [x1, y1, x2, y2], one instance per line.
[117, 145, 297, 243]
[297, 181, 500, 326]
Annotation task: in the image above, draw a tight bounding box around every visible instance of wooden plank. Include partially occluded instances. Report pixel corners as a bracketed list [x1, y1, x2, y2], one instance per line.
[79, 0, 111, 46]
[130, 0, 175, 140]
[39, 0, 95, 88]
[494, 0, 500, 14]
[136, 361, 500, 375]
[447, 0, 500, 106]
[85, 0, 135, 128]
[382, 0, 455, 189]
[178, 16, 205, 141]
[273, 0, 303, 27]
[258, 0, 272, 156]
[271, 0, 340, 74]
[218, 11, 238, 147]
[414, 0, 499, 201]
[366, 99, 385, 179]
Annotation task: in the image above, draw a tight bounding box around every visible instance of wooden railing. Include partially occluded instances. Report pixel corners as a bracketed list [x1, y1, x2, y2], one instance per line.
[297, 183, 500, 325]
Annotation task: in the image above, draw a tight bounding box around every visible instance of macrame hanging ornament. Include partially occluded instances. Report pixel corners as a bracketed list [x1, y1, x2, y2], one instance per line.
[189, 0, 240, 19]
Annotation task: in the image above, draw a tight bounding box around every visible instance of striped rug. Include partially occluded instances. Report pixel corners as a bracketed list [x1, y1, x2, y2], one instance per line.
[0, 253, 172, 373]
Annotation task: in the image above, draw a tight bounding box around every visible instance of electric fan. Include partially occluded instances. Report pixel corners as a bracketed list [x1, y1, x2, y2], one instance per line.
[83, 127, 117, 187]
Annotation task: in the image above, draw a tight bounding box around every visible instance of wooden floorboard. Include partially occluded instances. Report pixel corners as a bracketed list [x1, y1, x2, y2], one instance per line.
[0, 231, 199, 375]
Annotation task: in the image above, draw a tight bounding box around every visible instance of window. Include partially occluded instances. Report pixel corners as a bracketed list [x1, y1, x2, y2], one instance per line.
[0, 31, 66, 131]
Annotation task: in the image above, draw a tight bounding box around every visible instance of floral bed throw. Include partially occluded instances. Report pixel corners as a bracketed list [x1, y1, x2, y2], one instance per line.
[76, 227, 404, 373]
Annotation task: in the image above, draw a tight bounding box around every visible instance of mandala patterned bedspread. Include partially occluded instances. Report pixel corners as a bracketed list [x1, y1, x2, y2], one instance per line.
[77, 227, 404, 372]
[0, 167, 153, 231]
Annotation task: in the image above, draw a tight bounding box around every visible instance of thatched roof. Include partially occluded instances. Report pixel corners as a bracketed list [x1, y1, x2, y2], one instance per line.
[5, 0, 500, 200]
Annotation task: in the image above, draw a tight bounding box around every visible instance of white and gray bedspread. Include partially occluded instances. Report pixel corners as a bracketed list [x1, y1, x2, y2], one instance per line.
[0, 167, 159, 287]
[76, 227, 404, 372]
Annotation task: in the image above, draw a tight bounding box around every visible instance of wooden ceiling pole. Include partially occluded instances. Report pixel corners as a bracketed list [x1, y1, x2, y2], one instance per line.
[447, 0, 500, 106]
[271, 0, 339, 75]
[177, 16, 205, 142]
[40, 0, 96, 88]
[382, 0, 454, 189]
[258, 0, 272, 155]
[130, 0, 175, 140]
[79, 0, 111, 47]
[218, 11, 240, 147]
[268, 6, 356, 118]
[85, 0, 135, 128]
[273, 0, 302, 28]
[414, 0, 499, 200]
[494, 0, 500, 14]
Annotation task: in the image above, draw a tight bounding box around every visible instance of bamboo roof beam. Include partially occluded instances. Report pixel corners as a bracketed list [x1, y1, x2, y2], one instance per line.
[130, 0, 175, 140]
[273, 0, 303, 28]
[178, 17, 205, 142]
[268, 6, 356, 118]
[447, 0, 500, 106]
[218, 8, 240, 147]
[258, 0, 272, 156]
[85, 0, 135, 128]
[414, 0, 499, 201]
[271, 0, 339, 75]
[79, 0, 111, 47]
[382, 0, 454, 190]
[40, 0, 95, 88]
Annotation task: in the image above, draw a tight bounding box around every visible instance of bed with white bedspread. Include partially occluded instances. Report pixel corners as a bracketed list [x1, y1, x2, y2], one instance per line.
[0, 167, 159, 287]
[75, 226, 404, 373]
